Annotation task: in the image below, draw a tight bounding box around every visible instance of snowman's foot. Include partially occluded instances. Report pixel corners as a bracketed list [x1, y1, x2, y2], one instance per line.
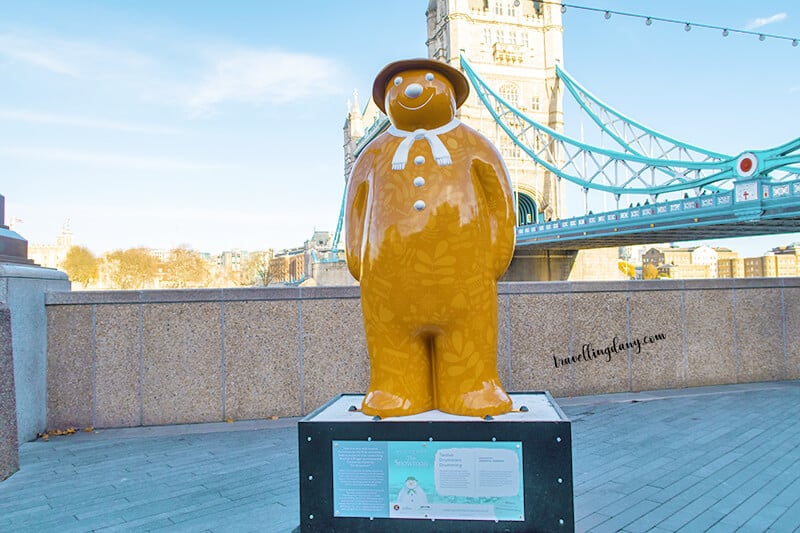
[438, 379, 512, 418]
[361, 388, 434, 419]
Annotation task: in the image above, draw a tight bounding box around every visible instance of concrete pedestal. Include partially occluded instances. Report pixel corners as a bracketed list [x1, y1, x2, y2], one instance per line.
[0, 304, 19, 481]
[0, 264, 70, 442]
[298, 392, 574, 532]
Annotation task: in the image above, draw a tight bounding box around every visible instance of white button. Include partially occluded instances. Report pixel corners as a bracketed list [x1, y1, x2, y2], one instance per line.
[413, 200, 426, 211]
[414, 156, 425, 165]
[413, 177, 425, 187]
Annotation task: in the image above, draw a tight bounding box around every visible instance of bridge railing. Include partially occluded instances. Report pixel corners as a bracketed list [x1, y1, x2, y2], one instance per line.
[517, 177, 800, 243]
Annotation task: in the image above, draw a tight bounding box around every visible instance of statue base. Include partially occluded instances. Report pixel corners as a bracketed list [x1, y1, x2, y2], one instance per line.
[298, 392, 574, 532]
[0, 228, 33, 265]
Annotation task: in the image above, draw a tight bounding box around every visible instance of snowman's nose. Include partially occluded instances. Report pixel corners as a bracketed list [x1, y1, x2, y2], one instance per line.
[404, 83, 423, 99]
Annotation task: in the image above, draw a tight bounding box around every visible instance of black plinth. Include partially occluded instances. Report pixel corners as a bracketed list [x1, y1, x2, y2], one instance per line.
[0, 229, 33, 265]
[298, 392, 574, 532]
[0, 195, 33, 265]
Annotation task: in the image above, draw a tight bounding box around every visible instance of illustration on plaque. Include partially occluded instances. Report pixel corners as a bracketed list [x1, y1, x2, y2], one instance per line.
[345, 58, 516, 418]
[396, 476, 429, 507]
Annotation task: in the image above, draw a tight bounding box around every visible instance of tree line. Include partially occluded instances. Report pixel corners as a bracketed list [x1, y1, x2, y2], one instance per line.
[61, 246, 273, 290]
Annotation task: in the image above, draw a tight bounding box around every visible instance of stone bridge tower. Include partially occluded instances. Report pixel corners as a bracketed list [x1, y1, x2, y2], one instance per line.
[426, 0, 565, 223]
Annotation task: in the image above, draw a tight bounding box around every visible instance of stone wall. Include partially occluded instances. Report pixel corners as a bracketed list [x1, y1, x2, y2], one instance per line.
[0, 304, 19, 481]
[45, 279, 800, 429]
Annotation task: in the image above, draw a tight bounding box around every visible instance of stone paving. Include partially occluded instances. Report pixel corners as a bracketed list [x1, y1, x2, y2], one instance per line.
[0, 381, 798, 532]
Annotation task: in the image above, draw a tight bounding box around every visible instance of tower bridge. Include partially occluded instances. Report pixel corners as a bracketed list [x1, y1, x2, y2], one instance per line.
[461, 55, 800, 252]
[336, 1, 800, 281]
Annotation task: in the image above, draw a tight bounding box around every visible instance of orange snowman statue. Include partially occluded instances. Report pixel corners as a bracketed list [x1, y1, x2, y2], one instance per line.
[345, 58, 516, 419]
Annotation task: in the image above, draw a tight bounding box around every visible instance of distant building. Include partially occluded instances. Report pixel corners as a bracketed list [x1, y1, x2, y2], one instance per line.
[217, 249, 248, 272]
[270, 231, 351, 286]
[717, 258, 744, 278]
[642, 244, 740, 279]
[743, 253, 799, 278]
[642, 246, 692, 269]
[690, 245, 719, 278]
[657, 263, 710, 279]
[620, 245, 649, 266]
[28, 220, 73, 269]
[767, 243, 800, 277]
[270, 248, 305, 284]
[744, 256, 773, 278]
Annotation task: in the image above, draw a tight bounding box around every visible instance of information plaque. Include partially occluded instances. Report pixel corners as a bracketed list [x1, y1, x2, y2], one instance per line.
[333, 440, 524, 521]
[298, 392, 573, 532]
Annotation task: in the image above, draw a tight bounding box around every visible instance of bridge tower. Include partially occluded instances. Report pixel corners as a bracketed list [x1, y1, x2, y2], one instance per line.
[425, 0, 565, 223]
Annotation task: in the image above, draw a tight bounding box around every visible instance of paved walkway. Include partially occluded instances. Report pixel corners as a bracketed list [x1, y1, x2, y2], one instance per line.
[0, 381, 799, 532]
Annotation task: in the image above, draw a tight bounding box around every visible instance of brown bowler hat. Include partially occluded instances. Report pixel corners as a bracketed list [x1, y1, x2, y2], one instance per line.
[372, 58, 470, 114]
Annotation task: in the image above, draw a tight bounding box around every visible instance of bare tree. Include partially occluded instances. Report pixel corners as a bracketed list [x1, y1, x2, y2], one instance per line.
[240, 250, 273, 286]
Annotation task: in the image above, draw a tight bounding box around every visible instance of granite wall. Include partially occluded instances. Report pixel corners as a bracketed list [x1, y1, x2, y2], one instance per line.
[45, 278, 800, 429]
[1, 264, 70, 441]
[0, 304, 19, 481]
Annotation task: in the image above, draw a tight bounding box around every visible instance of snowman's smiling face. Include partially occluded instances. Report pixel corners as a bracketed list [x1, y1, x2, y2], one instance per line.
[385, 69, 456, 131]
[405, 478, 418, 490]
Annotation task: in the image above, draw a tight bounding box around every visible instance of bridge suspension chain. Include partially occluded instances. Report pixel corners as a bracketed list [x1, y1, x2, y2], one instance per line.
[460, 55, 800, 203]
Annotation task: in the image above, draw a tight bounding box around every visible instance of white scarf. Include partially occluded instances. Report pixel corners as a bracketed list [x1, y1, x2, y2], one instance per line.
[387, 119, 460, 170]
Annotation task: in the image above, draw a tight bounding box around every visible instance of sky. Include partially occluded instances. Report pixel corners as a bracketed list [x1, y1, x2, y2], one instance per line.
[2, 1, 799, 257]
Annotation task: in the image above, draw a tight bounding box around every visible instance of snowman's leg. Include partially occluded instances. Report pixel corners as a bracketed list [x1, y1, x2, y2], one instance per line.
[431, 282, 511, 417]
[360, 294, 434, 418]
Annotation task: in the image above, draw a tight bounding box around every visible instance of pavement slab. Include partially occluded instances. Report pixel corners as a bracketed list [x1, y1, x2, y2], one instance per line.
[0, 381, 797, 532]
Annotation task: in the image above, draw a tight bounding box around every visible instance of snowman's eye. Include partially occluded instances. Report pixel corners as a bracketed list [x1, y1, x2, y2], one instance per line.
[394, 77, 403, 86]
[425, 72, 434, 81]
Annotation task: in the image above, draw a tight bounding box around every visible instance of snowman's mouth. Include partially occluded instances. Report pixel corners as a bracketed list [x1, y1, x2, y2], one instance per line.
[398, 93, 433, 111]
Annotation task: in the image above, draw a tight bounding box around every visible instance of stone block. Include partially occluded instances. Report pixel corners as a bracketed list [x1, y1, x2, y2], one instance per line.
[497, 294, 512, 390]
[223, 300, 301, 420]
[628, 289, 684, 391]
[0, 304, 19, 481]
[3, 264, 70, 441]
[300, 298, 368, 415]
[508, 292, 573, 397]
[734, 288, 785, 383]
[95, 304, 140, 428]
[684, 288, 736, 387]
[141, 303, 222, 425]
[570, 291, 630, 395]
[47, 304, 93, 430]
[785, 287, 800, 380]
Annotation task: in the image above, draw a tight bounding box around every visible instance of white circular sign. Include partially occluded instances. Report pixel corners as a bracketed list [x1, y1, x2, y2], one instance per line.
[735, 152, 758, 178]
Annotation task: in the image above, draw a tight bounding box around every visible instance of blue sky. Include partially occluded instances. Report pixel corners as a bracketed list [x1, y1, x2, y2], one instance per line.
[2, 1, 799, 257]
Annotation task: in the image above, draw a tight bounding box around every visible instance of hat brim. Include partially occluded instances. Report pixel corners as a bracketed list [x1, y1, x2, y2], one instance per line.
[371, 58, 470, 114]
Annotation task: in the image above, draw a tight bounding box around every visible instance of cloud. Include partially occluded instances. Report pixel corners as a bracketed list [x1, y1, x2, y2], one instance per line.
[0, 108, 180, 134]
[0, 32, 152, 78]
[185, 48, 345, 111]
[745, 13, 788, 30]
[0, 146, 232, 172]
[0, 29, 346, 118]
[0, 34, 78, 75]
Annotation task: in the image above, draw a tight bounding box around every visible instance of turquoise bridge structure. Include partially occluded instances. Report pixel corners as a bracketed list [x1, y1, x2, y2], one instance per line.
[329, 56, 800, 257]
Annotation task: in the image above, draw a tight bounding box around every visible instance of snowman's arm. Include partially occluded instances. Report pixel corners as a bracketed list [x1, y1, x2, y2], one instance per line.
[472, 142, 517, 277]
[345, 157, 370, 281]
